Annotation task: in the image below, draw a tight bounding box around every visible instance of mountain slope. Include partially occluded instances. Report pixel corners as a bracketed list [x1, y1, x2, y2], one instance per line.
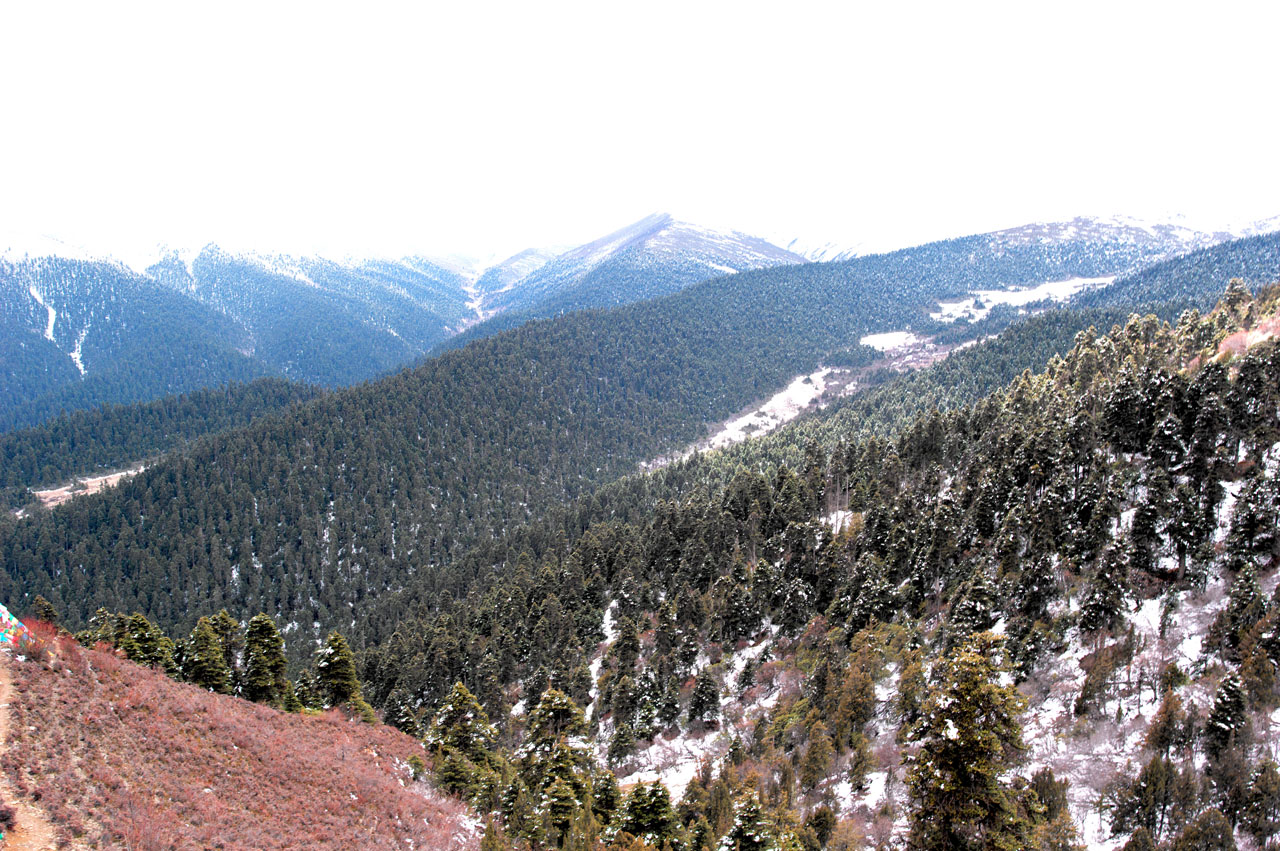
[365, 284, 1280, 851]
[2, 636, 476, 850]
[0, 256, 274, 432]
[1074, 230, 1280, 312]
[0, 222, 1238, 658]
[160, 246, 475, 385]
[0, 377, 321, 494]
[447, 214, 806, 345]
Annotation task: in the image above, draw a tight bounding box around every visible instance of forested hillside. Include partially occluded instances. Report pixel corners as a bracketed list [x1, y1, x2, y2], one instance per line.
[1076, 231, 1280, 313]
[161, 246, 475, 385]
[0, 377, 321, 496]
[447, 215, 806, 347]
[0, 227, 1192, 658]
[0, 247, 474, 431]
[0, 257, 273, 431]
[357, 282, 1280, 850]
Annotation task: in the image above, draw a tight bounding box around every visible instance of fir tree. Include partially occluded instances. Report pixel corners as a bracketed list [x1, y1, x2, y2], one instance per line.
[617, 782, 682, 849]
[185, 617, 232, 694]
[242, 613, 288, 706]
[1205, 670, 1248, 760]
[1121, 827, 1157, 851]
[1169, 807, 1236, 851]
[428, 682, 499, 766]
[527, 687, 588, 743]
[31, 595, 59, 626]
[315, 630, 361, 707]
[688, 669, 720, 728]
[799, 723, 834, 790]
[718, 795, 772, 851]
[1244, 759, 1280, 850]
[906, 632, 1030, 851]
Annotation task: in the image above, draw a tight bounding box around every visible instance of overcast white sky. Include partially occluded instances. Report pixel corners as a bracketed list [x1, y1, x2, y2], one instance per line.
[2, 1, 1278, 264]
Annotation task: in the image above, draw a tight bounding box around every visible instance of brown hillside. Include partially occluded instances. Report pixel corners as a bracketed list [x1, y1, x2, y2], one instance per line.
[0, 633, 477, 850]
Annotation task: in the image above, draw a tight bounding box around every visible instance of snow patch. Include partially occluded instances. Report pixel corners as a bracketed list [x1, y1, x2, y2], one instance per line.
[930, 276, 1115, 323]
[28, 284, 57, 341]
[859, 331, 921, 352]
[705, 369, 831, 451]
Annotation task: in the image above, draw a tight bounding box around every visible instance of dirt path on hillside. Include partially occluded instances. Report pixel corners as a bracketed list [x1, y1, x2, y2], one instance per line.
[0, 657, 57, 851]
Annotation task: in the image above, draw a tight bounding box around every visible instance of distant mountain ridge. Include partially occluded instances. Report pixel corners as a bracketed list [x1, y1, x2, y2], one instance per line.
[442, 213, 807, 347]
[4, 212, 1277, 432]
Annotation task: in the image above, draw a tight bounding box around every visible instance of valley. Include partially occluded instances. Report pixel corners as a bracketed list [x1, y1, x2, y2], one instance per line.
[2, 217, 1280, 851]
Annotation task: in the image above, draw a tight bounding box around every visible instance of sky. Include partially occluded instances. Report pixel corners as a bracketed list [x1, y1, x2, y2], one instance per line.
[3, 1, 1279, 266]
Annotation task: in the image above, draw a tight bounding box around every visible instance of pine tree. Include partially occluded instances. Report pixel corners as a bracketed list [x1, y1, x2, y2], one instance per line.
[686, 669, 719, 729]
[207, 608, 243, 677]
[1244, 759, 1280, 850]
[906, 632, 1030, 851]
[1079, 549, 1128, 635]
[242, 613, 288, 706]
[607, 722, 635, 766]
[718, 795, 772, 851]
[617, 782, 681, 849]
[1121, 827, 1157, 851]
[315, 630, 361, 707]
[185, 617, 232, 693]
[526, 687, 588, 743]
[121, 612, 177, 674]
[1169, 807, 1236, 851]
[428, 682, 499, 766]
[1205, 670, 1247, 760]
[31, 595, 59, 626]
[545, 775, 577, 843]
[799, 723, 834, 790]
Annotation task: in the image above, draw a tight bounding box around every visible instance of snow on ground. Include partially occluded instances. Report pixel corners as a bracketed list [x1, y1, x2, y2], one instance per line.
[825, 510, 854, 534]
[70, 322, 90, 375]
[859, 331, 921, 352]
[614, 727, 729, 801]
[1019, 567, 1239, 850]
[705, 368, 832, 451]
[930, 276, 1115, 323]
[605, 627, 779, 800]
[27, 284, 57, 341]
[1215, 479, 1244, 543]
[28, 466, 146, 510]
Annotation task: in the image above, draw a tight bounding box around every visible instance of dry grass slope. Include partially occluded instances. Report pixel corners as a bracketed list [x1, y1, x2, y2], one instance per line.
[1, 629, 477, 850]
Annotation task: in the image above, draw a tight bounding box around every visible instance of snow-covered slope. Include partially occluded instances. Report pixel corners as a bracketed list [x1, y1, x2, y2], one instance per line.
[483, 213, 806, 318]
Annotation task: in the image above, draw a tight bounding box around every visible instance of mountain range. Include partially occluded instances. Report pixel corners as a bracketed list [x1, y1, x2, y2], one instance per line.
[3, 210, 1280, 850]
[7, 212, 1274, 432]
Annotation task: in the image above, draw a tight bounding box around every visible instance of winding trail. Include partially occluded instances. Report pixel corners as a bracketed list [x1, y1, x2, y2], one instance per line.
[0, 656, 57, 851]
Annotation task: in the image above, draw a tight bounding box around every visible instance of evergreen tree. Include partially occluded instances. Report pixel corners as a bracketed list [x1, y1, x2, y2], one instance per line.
[527, 687, 588, 743]
[799, 723, 835, 790]
[241, 613, 288, 706]
[120, 612, 177, 674]
[1079, 549, 1128, 635]
[1121, 827, 1157, 851]
[31, 595, 59, 626]
[906, 632, 1030, 851]
[184, 617, 232, 694]
[315, 630, 361, 707]
[207, 608, 244, 677]
[718, 795, 773, 851]
[617, 782, 682, 849]
[1169, 808, 1236, 851]
[1244, 759, 1280, 850]
[688, 669, 720, 727]
[1205, 670, 1248, 760]
[428, 682, 499, 766]
[546, 775, 578, 843]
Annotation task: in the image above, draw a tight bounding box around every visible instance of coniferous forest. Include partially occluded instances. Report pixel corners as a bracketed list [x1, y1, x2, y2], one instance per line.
[4, 224, 1280, 850]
